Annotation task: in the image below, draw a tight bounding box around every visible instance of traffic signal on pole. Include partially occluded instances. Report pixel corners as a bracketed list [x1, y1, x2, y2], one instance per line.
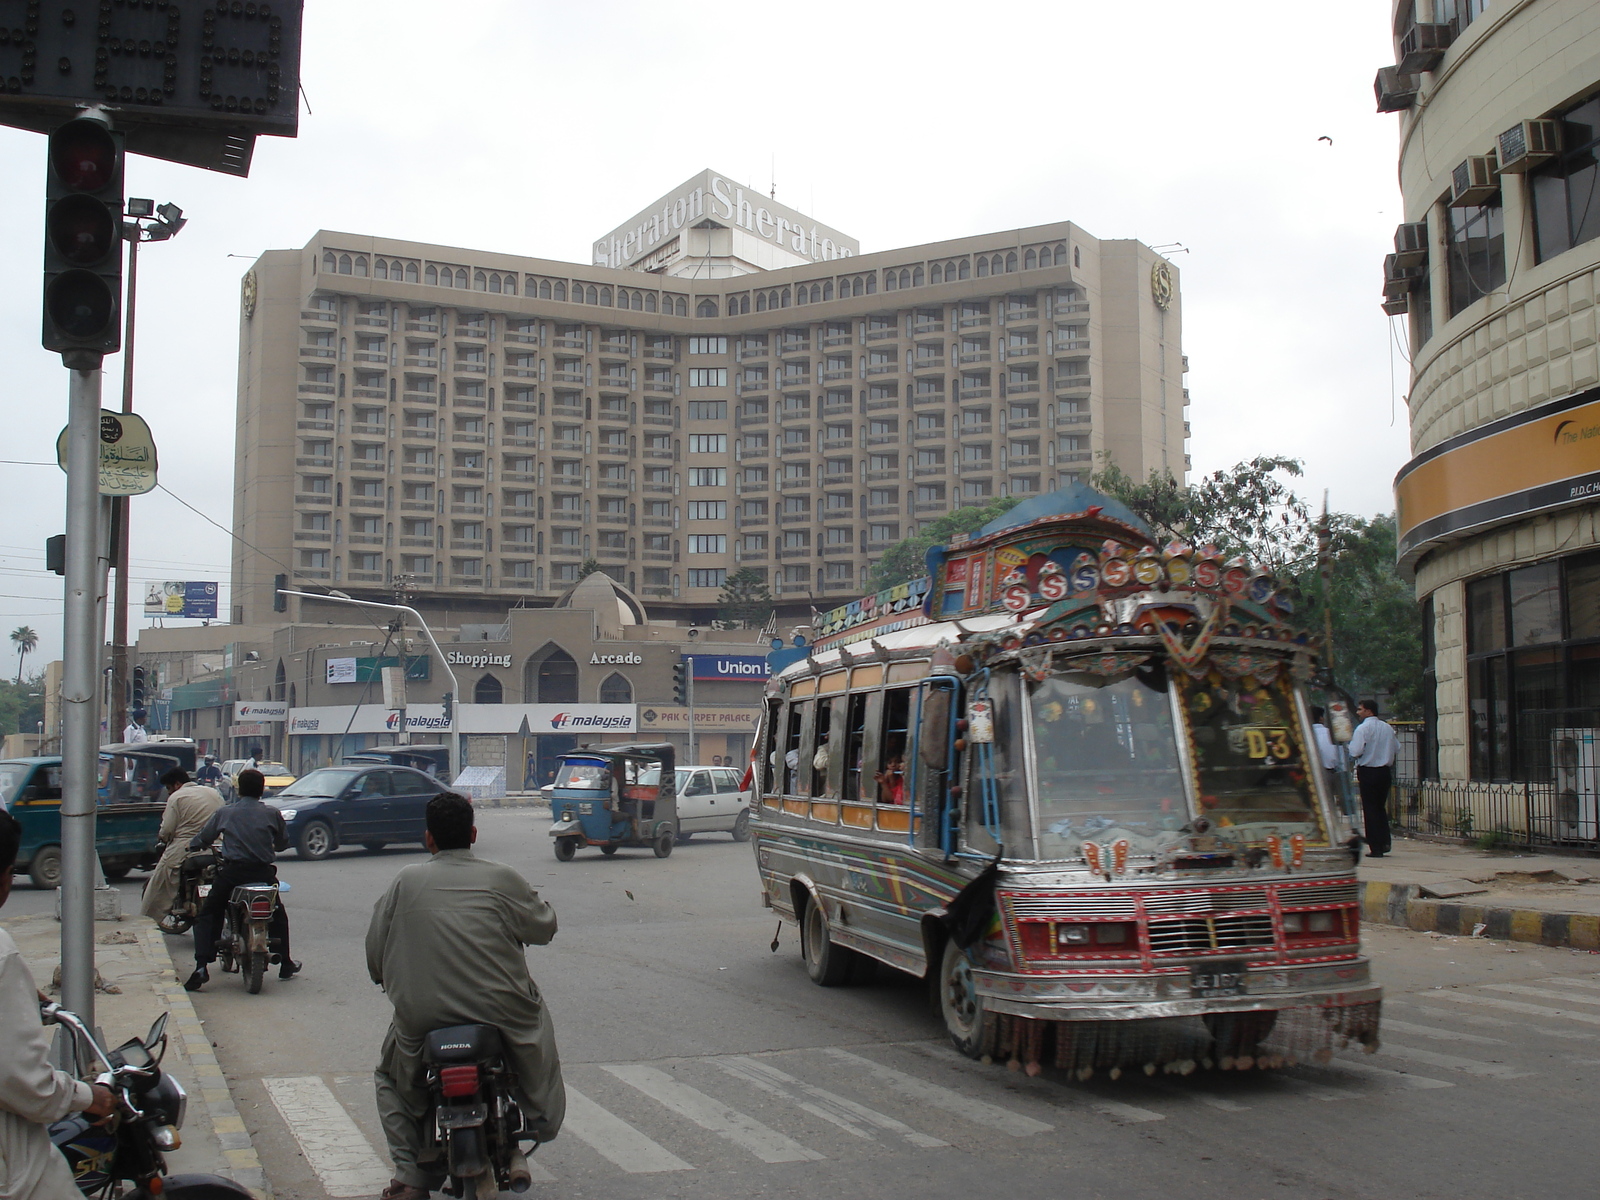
[130, 665, 147, 725]
[273, 574, 288, 612]
[673, 659, 688, 705]
[441, 691, 453, 723]
[43, 118, 125, 361]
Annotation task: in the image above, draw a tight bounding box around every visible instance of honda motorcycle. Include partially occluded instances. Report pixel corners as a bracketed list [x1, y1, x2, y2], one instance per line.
[216, 880, 285, 994]
[423, 1024, 538, 1198]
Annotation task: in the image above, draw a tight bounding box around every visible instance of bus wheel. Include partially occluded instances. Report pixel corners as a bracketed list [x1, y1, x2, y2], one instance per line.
[939, 940, 991, 1058]
[802, 898, 858, 986]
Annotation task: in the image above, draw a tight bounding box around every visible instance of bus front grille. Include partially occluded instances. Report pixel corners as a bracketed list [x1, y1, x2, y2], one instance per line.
[1146, 914, 1275, 955]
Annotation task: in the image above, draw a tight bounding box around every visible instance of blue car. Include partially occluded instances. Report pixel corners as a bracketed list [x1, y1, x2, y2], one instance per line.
[265, 765, 441, 860]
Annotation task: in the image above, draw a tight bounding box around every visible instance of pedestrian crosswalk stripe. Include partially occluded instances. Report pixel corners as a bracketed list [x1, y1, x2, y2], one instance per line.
[1380, 1017, 1505, 1046]
[1542, 977, 1600, 992]
[561, 1085, 692, 1174]
[262, 1076, 392, 1198]
[1444, 992, 1600, 1027]
[1378, 1042, 1532, 1078]
[821, 1048, 1053, 1137]
[1270, 1075, 1352, 1102]
[1404, 1001, 1597, 1040]
[1086, 1098, 1165, 1123]
[1151, 1083, 1249, 1112]
[601, 1064, 825, 1164]
[1329, 1058, 1453, 1089]
[1484, 983, 1600, 1007]
[713, 1056, 947, 1148]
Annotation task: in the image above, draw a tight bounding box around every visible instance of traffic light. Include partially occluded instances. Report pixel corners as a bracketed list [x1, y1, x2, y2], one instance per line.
[43, 117, 125, 362]
[441, 691, 454, 724]
[672, 659, 688, 705]
[45, 535, 65, 576]
[273, 574, 288, 612]
[130, 665, 146, 725]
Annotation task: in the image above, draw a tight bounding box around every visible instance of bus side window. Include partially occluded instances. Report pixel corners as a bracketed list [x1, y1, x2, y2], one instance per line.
[916, 682, 955, 847]
[810, 698, 835, 798]
[873, 687, 913, 805]
[760, 700, 782, 795]
[782, 702, 807, 796]
[822, 696, 848, 800]
[842, 693, 870, 801]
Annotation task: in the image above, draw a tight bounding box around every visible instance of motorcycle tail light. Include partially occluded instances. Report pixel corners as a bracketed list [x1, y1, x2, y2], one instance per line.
[439, 1065, 480, 1098]
[248, 900, 274, 918]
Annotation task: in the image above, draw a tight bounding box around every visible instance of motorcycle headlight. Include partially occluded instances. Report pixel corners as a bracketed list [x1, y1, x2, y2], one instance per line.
[278, 808, 297, 822]
[151, 1124, 181, 1150]
[147, 1073, 187, 1130]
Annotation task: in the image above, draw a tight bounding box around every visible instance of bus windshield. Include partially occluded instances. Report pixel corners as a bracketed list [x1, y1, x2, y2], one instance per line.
[1029, 670, 1188, 860]
[1178, 669, 1325, 842]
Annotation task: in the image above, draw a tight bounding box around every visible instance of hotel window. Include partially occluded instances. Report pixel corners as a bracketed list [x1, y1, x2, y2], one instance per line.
[743, 466, 769, 483]
[301, 550, 329, 569]
[688, 368, 728, 387]
[825, 526, 852, 545]
[869, 524, 898, 542]
[687, 401, 727, 419]
[688, 569, 727, 588]
[688, 467, 727, 486]
[688, 501, 727, 520]
[1531, 93, 1600, 264]
[742, 533, 768, 551]
[782, 530, 810, 550]
[688, 337, 728, 354]
[783, 496, 809, 514]
[688, 434, 727, 453]
[688, 535, 727, 555]
[352, 552, 381, 572]
[1447, 200, 1505, 316]
[645, 500, 670, 518]
[868, 488, 897, 506]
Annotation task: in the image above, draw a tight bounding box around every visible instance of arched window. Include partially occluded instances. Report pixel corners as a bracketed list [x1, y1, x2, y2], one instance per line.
[739, 294, 750, 314]
[274, 659, 287, 702]
[405, 262, 418, 283]
[780, 288, 790, 307]
[339, 254, 352, 275]
[489, 274, 502, 294]
[584, 286, 597, 304]
[1005, 252, 1017, 273]
[756, 292, 767, 312]
[599, 672, 632, 704]
[912, 266, 924, 286]
[823, 281, 834, 300]
[1073, 245, 1080, 267]
[698, 298, 718, 317]
[474, 674, 503, 704]
[796, 287, 807, 305]
[454, 268, 467, 288]
[504, 276, 516, 295]
[600, 286, 612, 306]
[956, 259, 968, 279]
[323, 251, 336, 273]
[930, 263, 942, 284]
[864, 274, 875, 294]
[976, 257, 989, 278]
[885, 271, 898, 292]
[425, 264, 438, 285]
[851, 278, 863, 297]
[554, 281, 566, 301]
[539, 280, 552, 299]
[644, 293, 656, 312]
[632, 291, 643, 311]
[811, 284, 822, 303]
[528, 646, 579, 703]
[675, 298, 687, 316]
[901, 269, 912, 289]
[1024, 249, 1037, 270]
[354, 256, 368, 276]
[375, 260, 388, 280]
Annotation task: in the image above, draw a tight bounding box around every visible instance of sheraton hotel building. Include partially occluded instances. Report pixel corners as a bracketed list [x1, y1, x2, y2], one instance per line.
[234, 170, 1189, 628]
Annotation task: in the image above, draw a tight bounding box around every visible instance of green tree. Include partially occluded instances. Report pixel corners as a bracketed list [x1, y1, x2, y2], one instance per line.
[867, 496, 1021, 591]
[577, 559, 604, 581]
[0, 673, 45, 739]
[10, 626, 37, 684]
[717, 567, 774, 629]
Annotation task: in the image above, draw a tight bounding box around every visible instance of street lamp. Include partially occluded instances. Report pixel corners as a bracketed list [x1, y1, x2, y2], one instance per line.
[108, 198, 185, 745]
[277, 588, 461, 777]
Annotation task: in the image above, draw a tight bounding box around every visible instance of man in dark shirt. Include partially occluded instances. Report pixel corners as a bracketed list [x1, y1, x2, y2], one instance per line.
[184, 768, 299, 990]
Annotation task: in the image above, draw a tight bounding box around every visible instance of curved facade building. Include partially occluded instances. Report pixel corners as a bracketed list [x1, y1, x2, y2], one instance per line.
[1386, 1, 1600, 795]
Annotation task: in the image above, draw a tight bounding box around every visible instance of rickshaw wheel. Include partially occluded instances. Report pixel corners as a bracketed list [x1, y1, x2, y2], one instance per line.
[554, 838, 578, 862]
[653, 830, 675, 858]
[600, 844, 619, 857]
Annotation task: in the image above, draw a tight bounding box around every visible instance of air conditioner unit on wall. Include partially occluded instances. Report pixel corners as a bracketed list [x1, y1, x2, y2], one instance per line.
[1382, 254, 1423, 299]
[1551, 728, 1600, 841]
[1398, 22, 1453, 74]
[1497, 119, 1562, 173]
[1375, 66, 1419, 113]
[1381, 294, 1410, 316]
[1393, 222, 1429, 269]
[1450, 153, 1500, 206]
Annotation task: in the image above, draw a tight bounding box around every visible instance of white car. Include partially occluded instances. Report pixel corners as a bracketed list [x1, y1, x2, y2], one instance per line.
[649, 765, 751, 841]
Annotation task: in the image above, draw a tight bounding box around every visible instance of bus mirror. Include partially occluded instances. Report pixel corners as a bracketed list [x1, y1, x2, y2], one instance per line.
[919, 688, 951, 770]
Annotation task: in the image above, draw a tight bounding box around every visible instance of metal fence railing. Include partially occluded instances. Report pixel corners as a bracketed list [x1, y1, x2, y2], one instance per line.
[1387, 776, 1600, 852]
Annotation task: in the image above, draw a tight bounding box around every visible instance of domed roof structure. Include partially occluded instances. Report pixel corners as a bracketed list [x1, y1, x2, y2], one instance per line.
[553, 571, 648, 634]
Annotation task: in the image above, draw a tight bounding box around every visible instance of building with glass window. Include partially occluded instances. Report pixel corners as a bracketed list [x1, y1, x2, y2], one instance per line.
[1383, 2, 1600, 790]
[233, 170, 1188, 630]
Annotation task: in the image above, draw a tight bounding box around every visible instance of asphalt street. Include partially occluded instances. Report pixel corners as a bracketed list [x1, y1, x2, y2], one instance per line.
[16, 810, 1600, 1200]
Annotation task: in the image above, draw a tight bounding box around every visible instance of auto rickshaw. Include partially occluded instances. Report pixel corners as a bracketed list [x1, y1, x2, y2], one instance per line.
[548, 743, 678, 861]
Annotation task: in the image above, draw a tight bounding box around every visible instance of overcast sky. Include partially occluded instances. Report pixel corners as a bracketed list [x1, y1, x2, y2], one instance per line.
[0, 0, 1408, 667]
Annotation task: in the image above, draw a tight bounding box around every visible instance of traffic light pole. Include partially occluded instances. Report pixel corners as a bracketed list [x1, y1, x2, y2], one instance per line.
[687, 672, 696, 765]
[108, 235, 137, 745]
[60, 362, 108, 1028]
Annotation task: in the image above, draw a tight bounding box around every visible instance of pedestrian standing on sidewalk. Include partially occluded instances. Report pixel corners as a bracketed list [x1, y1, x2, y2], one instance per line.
[0, 811, 116, 1200]
[1347, 699, 1399, 857]
[1310, 706, 1347, 816]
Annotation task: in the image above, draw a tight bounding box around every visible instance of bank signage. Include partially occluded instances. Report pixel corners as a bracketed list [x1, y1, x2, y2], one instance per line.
[233, 700, 288, 723]
[593, 168, 858, 270]
[688, 655, 771, 681]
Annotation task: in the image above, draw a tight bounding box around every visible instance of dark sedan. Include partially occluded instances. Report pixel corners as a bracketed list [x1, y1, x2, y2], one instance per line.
[266, 765, 442, 860]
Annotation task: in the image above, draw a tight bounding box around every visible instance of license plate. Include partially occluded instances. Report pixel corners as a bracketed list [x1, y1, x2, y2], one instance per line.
[196, 885, 211, 898]
[1191, 960, 1248, 997]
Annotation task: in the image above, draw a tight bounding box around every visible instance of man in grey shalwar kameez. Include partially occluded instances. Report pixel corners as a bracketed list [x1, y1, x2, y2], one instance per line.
[365, 793, 564, 1200]
[139, 768, 224, 922]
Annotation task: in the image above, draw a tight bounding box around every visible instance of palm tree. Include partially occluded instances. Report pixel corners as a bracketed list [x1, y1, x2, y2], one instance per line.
[10, 626, 37, 684]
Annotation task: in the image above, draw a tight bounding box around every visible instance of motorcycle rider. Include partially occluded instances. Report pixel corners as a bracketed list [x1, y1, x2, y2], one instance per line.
[195, 755, 224, 788]
[0, 810, 116, 1200]
[184, 768, 298, 991]
[365, 792, 565, 1200]
[140, 767, 224, 923]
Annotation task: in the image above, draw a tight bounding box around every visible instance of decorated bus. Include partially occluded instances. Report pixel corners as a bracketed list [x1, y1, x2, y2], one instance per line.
[751, 484, 1380, 1077]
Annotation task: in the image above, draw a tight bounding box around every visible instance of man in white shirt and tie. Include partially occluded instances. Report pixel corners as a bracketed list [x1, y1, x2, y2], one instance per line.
[1347, 699, 1399, 858]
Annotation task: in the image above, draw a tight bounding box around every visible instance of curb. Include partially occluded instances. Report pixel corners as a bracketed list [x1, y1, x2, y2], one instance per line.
[140, 926, 271, 1199]
[1360, 880, 1600, 951]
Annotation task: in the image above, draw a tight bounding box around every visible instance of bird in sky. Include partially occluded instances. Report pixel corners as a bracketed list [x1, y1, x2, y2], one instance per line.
[1318, 135, 1334, 145]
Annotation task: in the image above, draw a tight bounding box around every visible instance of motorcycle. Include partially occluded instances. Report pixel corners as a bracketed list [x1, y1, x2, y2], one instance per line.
[215, 881, 288, 995]
[45, 1002, 253, 1200]
[156, 852, 216, 937]
[423, 1023, 537, 1199]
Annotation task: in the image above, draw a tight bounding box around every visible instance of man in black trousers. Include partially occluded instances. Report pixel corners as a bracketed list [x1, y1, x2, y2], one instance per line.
[1347, 699, 1399, 857]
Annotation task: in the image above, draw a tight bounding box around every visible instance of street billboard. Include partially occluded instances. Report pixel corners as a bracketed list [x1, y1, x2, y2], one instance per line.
[687, 654, 771, 681]
[143, 581, 217, 619]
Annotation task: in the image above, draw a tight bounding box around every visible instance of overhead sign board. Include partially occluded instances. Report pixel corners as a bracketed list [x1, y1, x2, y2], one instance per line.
[56, 410, 158, 495]
[233, 700, 287, 723]
[143, 581, 217, 619]
[325, 655, 430, 685]
[639, 707, 760, 732]
[0, 1, 303, 176]
[686, 654, 771, 681]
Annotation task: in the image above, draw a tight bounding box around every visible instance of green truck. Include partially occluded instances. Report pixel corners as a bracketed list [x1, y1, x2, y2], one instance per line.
[0, 742, 195, 889]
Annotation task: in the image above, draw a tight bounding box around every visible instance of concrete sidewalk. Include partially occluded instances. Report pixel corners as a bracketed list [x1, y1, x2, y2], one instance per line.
[2, 912, 270, 1198]
[1359, 836, 1600, 950]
